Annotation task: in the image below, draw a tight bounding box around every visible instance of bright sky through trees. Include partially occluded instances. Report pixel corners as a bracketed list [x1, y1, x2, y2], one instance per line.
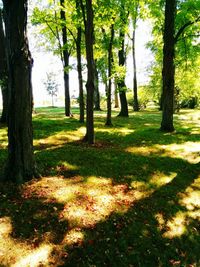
[0, 16, 153, 108]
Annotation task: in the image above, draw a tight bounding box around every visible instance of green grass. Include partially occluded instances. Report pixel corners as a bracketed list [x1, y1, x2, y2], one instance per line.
[0, 107, 200, 266]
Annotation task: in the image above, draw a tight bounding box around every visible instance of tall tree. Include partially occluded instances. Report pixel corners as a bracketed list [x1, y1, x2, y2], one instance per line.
[105, 23, 115, 126]
[160, 0, 176, 132]
[0, 8, 8, 123]
[80, 0, 95, 144]
[75, 0, 84, 123]
[117, 0, 129, 117]
[131, 0, 139, 111]
[2, 0, 37, 183]
[60, 0, 71, 116]
[31, 2, 73, 117]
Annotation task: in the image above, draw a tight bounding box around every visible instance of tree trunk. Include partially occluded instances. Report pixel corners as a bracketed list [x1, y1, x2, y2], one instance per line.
[0, 9, 8, 124]
[60, 0, 71, 117]
[2, 0, 37, 183]
[160, 0, 176, 132]
[77, 26, 84, 123]
[105, 24, 114, 126]
[114, 79, 119, 108]
[132, 23, 139, 111]
[94, 61, 101, 110]
[81, 0, 95, 144]
[117, 29, 128, 117]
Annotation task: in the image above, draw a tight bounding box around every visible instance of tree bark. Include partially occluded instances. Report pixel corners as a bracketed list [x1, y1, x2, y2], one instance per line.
[105, 24, 114, 126]
[81, 0, 95, 144]
[160, 0, 176, 132]
[60, 0, 71, 117]
[132, 22, 139, 111]
[2, 0, 37, 183]
[117, 28, 128, 117]
[77, 26, 84, 123]
[0, 9, 8, 124]
[94, 60, 101, 110]
[114, 79, 119, 108]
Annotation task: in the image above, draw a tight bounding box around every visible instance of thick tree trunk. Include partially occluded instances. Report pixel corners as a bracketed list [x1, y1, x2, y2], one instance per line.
[0, 9, 8, 124]
[60, 0, 71, 117]
[105, 24, 114, 126]
[117, 29, 128, 117]
[132, 26, 139, 111]
[77, 26, 84, 123]
[3, 0, 37, 183]
[160, 0, 176, 132]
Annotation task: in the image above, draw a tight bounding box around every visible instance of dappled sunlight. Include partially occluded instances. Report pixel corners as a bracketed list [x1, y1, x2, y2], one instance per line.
[149, 172, 177, 187]
[0, 175, 151, 265]
[155, 176, 200, 240]
[0, 128, 7, 149]
[126, 141, 200, 164]
[162, 142, 200, 164]
[0, 217, 52, 266]
[24, 175, 150, 229]
[125, 145, 163, 156]
[96, 127, 135, 136]
[155, 212, 187, 239]
[13, 244, 52, 267]
[62, 228, 85, 246]
[163, 212, 187, 239]
[34, 127, 86, 150]
[178, 175, 200, 214]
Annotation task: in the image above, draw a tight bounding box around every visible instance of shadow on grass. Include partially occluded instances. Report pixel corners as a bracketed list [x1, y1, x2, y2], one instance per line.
[0, 153, 199, 266]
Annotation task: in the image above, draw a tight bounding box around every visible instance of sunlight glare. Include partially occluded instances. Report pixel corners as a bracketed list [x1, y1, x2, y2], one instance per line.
[13, 244, 52, 267]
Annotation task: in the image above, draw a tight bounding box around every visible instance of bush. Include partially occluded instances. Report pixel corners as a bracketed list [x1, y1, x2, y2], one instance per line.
[180, 96, 199, 109]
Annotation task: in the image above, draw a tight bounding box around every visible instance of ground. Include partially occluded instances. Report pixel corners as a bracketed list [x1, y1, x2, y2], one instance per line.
[0, 108, 200, 267]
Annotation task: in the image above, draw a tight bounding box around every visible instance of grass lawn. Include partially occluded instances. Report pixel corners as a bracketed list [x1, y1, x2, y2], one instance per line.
[0, 107, 200, 267]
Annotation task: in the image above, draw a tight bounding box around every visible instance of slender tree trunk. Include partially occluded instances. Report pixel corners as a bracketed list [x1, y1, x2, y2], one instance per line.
[77, 26, 84, 123]
[105, 24, 114, 126]
[132, 23, 139, 111]
[160, 0, 176, 132]
[117, 29, 128, 117]
[60, 0, 71, 117]
[81, 0, 95, 144]
[0, 9, 8, 124]
[2, 0, 37, 183]
[94, 61, 101, 110]
[114, 79, 119, 108]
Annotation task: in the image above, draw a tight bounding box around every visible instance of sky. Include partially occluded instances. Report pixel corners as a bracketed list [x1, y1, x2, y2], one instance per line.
[30, 19, 153, 107]
[0, 18, 153, 109]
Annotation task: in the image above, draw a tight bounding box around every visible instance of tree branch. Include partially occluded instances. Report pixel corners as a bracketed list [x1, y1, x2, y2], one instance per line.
[175, 15, 200, 43]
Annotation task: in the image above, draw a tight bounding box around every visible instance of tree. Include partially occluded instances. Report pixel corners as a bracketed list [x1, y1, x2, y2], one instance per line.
[31, 1, 73, 117]
[160, 0, 176, 132]
[44, 72, 58, 107]
[160, 0, 200, 131]
[130, 0, 139, 111]
[80, 0, 95, 144]
[105, 23, 115, 126]
[0, 8, 8, 123]
[60, 0, 71, 116]
[2, 0, 37, 183]
[117, 0, 129, 117]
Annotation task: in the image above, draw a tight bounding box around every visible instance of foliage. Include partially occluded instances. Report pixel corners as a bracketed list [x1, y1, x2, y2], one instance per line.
[43, 72, 59, 107]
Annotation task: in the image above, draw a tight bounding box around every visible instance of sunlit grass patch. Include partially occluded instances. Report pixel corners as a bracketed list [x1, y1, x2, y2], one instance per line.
[0, 216, 52, 267]
[22, 175, 149, 229]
